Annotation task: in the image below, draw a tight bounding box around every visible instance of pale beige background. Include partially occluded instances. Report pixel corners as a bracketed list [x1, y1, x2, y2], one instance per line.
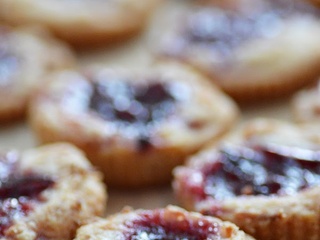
[0, 0, 292, 216]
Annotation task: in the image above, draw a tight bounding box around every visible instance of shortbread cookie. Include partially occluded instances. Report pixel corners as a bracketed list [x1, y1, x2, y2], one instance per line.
[29, 62, 239, 188]
[158, 0, 320, 101]
[0, 25, 74, 122]
[291, 79, 320, 123]
[173, 118, 320, 240]
[0, 0, 159, 45]
[0, 143, 107, 239]
[74, 205, 254, 240]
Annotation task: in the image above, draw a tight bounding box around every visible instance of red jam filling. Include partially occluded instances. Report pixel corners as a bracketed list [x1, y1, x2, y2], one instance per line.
[89, 79, 178, 150]
[124, 209, 220, 240]
[89, 81, 176, 124]
[195, 144, 320, 200]
[0, 153, 54, 236]
[164, 0, 319, 59]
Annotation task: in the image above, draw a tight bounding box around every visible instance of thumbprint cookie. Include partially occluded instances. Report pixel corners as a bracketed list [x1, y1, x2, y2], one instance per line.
[0, 143, 107, 239]
[291, 79, 320, 124]
[173, 118, 320, 240]
[0, 25, 74, 122]
[0, 0, 159, 46]
[74, 205, 254, 240]
[158, 0, 320, 101]
[28, 62, 239, 188]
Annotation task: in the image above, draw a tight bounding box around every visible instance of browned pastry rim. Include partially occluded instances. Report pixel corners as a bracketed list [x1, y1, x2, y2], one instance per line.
[291, 79, 320, 123]
[0, 0, 159, 46]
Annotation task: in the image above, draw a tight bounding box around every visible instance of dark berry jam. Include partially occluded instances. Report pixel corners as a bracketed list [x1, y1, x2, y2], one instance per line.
[201, 144, 320, 200]
[164, 0, 319, 59]
[0, 152, 54, 237]
[89, 80, 176, 124]
[0, 175, 54, 199]
[89, 78, 179, 148]
[124, 209, 220, 240]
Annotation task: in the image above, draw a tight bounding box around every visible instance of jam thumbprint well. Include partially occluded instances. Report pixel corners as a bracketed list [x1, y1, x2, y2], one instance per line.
[74, 205, 254, 240]
[0, 143, 106, 239]
[0, 25, 74, 122]
[173, 118, 320, 240]
[28, 62, 239, 188]
[158, 0, 320, 101]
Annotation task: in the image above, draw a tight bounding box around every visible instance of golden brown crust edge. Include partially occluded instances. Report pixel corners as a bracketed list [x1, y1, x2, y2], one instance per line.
[0, 0, 160, 46]
[199, 188, 320, 240]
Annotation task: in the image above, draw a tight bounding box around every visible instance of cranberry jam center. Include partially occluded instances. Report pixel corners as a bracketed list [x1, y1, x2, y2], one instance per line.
[167, 0, 319, 58]
[204, 144, 320, 200]
[124, 209, 220, 240]
[0, 153, 54, 236]
[89, 80, 176, 125]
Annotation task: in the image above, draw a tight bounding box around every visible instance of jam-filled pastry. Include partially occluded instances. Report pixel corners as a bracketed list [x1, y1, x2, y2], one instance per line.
[291, 79, 320, 123]
[0, 143, 107, 239]
[28, 62, 239, 188]
[74, 205, 254, 240]
[173, 118, 320, 240]
[158, 0, 320, 101]
[0, 0, 159, 46]
[0, 25, 74, 122]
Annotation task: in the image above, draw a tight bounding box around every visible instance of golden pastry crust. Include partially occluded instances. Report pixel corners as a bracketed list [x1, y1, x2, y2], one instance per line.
[291, 80, 320, 123]
[0, 25, 75, 122]
[307, 0, 320, 7]
[158, 0, 320, 101]
[173, 118, 320, 240]
[0, 0, 159, 46]
[28, 62, 239, 188]
[74, 205, 254, 240]
[0, 143, 107, 240]
[196, 0, 251, 10]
